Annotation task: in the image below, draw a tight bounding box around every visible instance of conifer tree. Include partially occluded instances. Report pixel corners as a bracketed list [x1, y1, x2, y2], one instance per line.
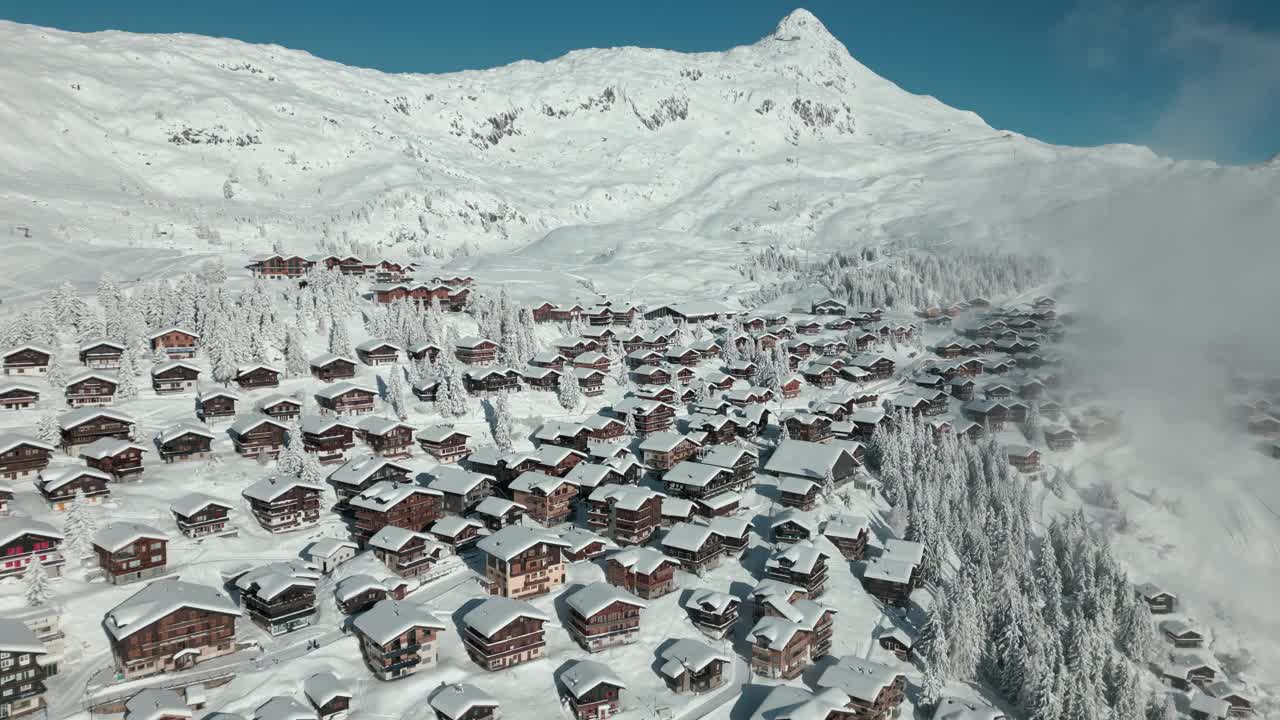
[284, 325, 309, 377]
[45, 352, 66, 394]
[386, 370, 408, 420]
[22, 557, 52, 607]
[116, 346, 140, 401]
[558, 371, 582, 411]
[489, 393, 515, 450]
[35, 413, 59, 445]
[328, 316, 352, 357]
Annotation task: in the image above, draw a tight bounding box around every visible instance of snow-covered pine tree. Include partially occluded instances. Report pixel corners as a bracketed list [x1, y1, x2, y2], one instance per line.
[328, 316, 352, 357]
[116, 346, 140, 401]
[386, 370, 409, 420]
[35, 413, 59, 445]
[284, 325, 309, 377]
[45, 352, 66, 393]
[298, 448, 327, 486]
[489, 393, 515, 451]
[441, 356, 470, 418]
[22, 557, 52, 607]
[623, 411, 637, 437]
[558, 371, 582, 411]
[945, 571, 983, 680]
[277, 418, 305, 477]
[62, 489, 95, 567]
[1023, 401, 1043, 444]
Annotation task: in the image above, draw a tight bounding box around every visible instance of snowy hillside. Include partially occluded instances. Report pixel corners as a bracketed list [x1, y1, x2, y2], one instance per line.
[0, 8, 1177, 307]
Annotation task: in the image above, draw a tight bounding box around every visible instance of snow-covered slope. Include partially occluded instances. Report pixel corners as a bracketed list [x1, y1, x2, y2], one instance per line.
[0, 8, 1176, 305]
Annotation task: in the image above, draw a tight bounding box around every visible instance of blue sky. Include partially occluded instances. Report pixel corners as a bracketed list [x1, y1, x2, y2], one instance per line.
[4, 1, 1278, 163]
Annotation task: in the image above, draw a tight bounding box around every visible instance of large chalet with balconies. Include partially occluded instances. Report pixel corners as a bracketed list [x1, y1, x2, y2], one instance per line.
[509, 471, 578, 527]
[79, 339, 125, 369]
[79, 438, 147, 481]
[0, 435, 52, 481]
[235, 364, 282, 390]
[606, 547, 679, 599]
[462, 597, 551, 671]
[327, 455, 413, 509]
[247, 254, 313, 279]
[170, 494, 234, 538]
[92, 522, 168, 585]
[149, 328, 199, 358]
[39, 468, 110, 510]
[353, 598, 448, 681]
[151, 361, 201, 395]
[0, 382, 39, 410]
[242, 476, 324, 533]
[586, 485, 662, 546]
[154, 422, 215, 463]
[661, 522, 723, 574]
[300, 417, 359, 464]
[349, 482, 443, 545]
[565, 582, 646, 653]
[476, 526, 569, 600]
[417, 427, 471, 463]
[234, 562, 320, 636]
[613, 398, 675, 436]
[228, 414, 289, 458]
[0, 519, 64, 578]
[368, 526, 449, 579]
[424, 466, 493, 515]
[455, 337, 499, 366]
[195, 387, 239, 423]
[310, 354, 358, 383]
[0, 618, 49, 718]
[103, 579, 239, 680]
[58, 408, 135, 453]
[315, 382, 377, 415]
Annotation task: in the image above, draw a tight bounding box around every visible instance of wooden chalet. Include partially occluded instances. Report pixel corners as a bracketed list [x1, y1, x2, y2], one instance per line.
[148, 362, 202, 398]
[455, 337, 499, 366]
[368, 527, 448, 579]
[561, 659, 626, 720]
[815, 657, 906, 720]
[64, 372, 117, 408]
[606, 547, 678, 599]
[1, 346, 50, 376]
[1135, 583, 1177, 614]
[154, 422, 215, 463]
[639, 432, 700, 471]
[238, 561, 322, 632]
[662, 460, 740, 503]
[862, 540, 923, 608]
[566, 581, 645, 652]
[476, 526, 570, 599]
[334, 574, 406, 615]
[462, 597, 550, 671]
[353, 598, 447, 680]
[170, 494, 233, 538]
[246, 253, 313, 279]
[304, 672, 353, 720]
[228, 414, 289, 457]
[510, 471, 577, 526]
[298, 417, 357, 464]
[765, 542, 830, 598]
[407, 342, 441, 364]
[0, 382, 39, 410]
[242, 476, 325, 533]
[148, 328, 199, 358]
[195, 386, 239, 422]
[473, 496, 525, 533]
[429, 515, 486, 551]
[586, 485, 662, 546]
[417, 427, 471, 463]
[521, 365, 562, 392]
[682, 589, 739, 639]
[315, 382, 377, 415]
[822, 514, 870, 560]
[39, 468, 110, 510]
[104, 579, 238, 679]
[355, 340, 401, 366]
[1161, 619, 1205, 649]
[424, 466, 493, 515]
[78, 339, 125, 369]
[357, 416, 416, 458]
[235, 364, 282, 389]
[0, 519, 64, 578]
[1044, 426, 1077, 451]
[349, 482, 443, 545]
[661, 522, 722, 574]
[309, 354, 358, 383]
[463, 367, 521, 394]
[0, 618, 48, 718]
[327, 455, 414, 510]
[1005, 445, 1041, 473]
[428, 684, 500, 720]
[92, 522, 168, 585]
[80, 438, 147, 481]
[0, 434, 53, 480]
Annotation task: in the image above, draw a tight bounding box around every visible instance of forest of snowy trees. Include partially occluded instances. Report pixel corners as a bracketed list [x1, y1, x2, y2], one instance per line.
[868, 412, 1165, 720]
[738, 244, 1054, 310]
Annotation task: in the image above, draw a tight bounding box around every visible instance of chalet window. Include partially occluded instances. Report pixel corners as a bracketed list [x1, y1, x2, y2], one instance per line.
[4, 547, 19, 556]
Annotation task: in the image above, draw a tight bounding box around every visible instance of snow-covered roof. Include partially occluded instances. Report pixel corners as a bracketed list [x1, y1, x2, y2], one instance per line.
[696, 491, 741, 512]
[883, 538, 925, 566]
[661, 522, 716, 552]
[1188, 693, 1229, 719]
[253, 695, 317, 720]
[327, 454, 412, 488]
[509, 470, 571, 495]
[58, 407, 134, 430]
[663, 461, 727, 488]
[156, 421, 216, 444]
[78, 437, 147, 459]
[766, 541, 828, 574]
[303, 671, 352, 710]
[705, 515, 749, 539]
[566, 581, 645, 618]
[863, 558, 916, 585]
[314, 381, 376, 400]
[608, 547, 677, 575]
[476, 525, 568, 561]
[429, 684, 500, 720]
[243, 475, 326, 502]
[560, 659, 626, 699]
[229, 413, 289, 435]
[367, 525, 436, 553]
[234, 561, 320, 601]
[299, 416, 359, 435]
[0, 381, 40, 396]
[463, 596, 549, 638]
[79, 338, 125, 352]
[0, 518, 63, 546]
[431, 515, 485, 538]
[931, 697, 1004, 720]
[151, 360, 201, 376]
[1, 344, 52, 358]
[0, 434, 53, 456]
[0, 618, 46, 654]
[750, 615, 802, 649]
[661, 497, 696, 518]
[455, 336, 496, 349]
[305, 537, 358, 560]
[1134, 582, 1175, 600]
[256, 393, 302, 409]
[815, 655, 903, 704]
[334, 574, 387, 603]
[416, 426, 470, 443]
[588, 484, 659, 511]
[42, 467, 112, 492]
[425, 465, 492, 495]
[681, 588, 737, 615]
[93, 522, 167, 552]
[309, 353, 356, 367]
[822, 513, 870, 540]
[353, 598, 446, 644]
[355, 338, 402, 352]
[235, 363, 281, 377]
[169, 492, 232, 518]
[105, 579, 239, 640]
[148, 327, 199, 340]
[770, 508, 820, 533]
[349, 481, 440, 512]
[473, 496, 523, 518]
[125, 688, 190, 720]
[764, 439, 857, 480]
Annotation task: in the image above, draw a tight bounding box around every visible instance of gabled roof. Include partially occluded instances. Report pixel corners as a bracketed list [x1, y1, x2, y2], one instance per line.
[305, 537, 358, 560]
[0, 433, 53, 455]
[588, 484, 659, 511]
[148, 327, 199, 340]
[41, 467, 112, 492]
[2, 344, 52, 358]
[93, 522, 167, 552]
[770, 508, 820, 533]
[79, 338, 126, 352]
[476, 525, 568, 561]
[105, 579, 239, 640]
[308, 352, 356, 367]
[815, 655, 904, 704]
[661, 521, 717, 552]
[474, 496, 524, 517]
[681, 588, 738, 615]
[314, 381, 377, 401]
[822, 513, 870, 540]
[243, 475, 325, 502]
[169, 492, 232, 518]
[463, 596, 549, 637]
[639, 431, 696, 453]
[353, 598, 446, 644]
[664, 461, 729, 488]
[417, 426, 470, 443]
[0, 618, 46, 654]
[234, 561, 321, 601]
[561, 659, 627, 699]
[156, 422, 216, 444]
[58, 407, 134, 430]
[229, 413, 289, 436]
[425, 465, 493, 495]
[327, 454, 412, 488]
[152, 360, 202, 376]
[79, 437, 147, 459]
[565, 581, 645, 618]
[357, 415, 417, 436]
[429, 684, 499, 720]
[355, 338, 402, 353]
[766, 541, 829, 574]
[253, 695, 317, 720]
[349, 482, 440, 512]
[455, 336, 497, 350]
[299, 416, 360, 435]
[303, 672, 352, 711]
[257, 393, 302, 409]
[608, 546, 678, 575]
[764, 439, 858, 480]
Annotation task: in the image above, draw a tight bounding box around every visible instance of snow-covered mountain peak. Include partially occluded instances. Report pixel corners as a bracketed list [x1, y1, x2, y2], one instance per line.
[771, 8, 836, 44]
